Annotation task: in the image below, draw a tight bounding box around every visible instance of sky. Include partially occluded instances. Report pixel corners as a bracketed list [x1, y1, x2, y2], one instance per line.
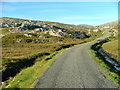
[1, 0, 119, 2]
[1, 2, 118, 26]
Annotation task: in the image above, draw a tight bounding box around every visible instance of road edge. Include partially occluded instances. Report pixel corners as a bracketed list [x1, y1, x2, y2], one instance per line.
[89, 39, 120, 88]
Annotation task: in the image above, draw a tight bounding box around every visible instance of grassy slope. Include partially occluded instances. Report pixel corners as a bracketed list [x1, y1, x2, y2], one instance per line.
[90, 38, 120, 87]
[2, 33, 86, 85]
[2, 32, 85, 58]
[1, 27, 14, 34]
[102, 39, 119, 63]
[2, 49, 65, 88]
[2, 30, 104, 88]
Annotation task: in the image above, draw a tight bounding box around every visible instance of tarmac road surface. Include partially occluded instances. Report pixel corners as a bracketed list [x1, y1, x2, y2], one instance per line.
[35, 31, 116, 88]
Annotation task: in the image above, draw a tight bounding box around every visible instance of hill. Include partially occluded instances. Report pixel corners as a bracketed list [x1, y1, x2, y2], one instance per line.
[1, 17, 94, 31]
[97, 21, 118, 37]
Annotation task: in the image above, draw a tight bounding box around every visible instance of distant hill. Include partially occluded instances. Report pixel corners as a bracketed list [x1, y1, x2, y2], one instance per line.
[0, 17, 94, 31]
[0, 17, 95, 38]
[97, 21, 118, 29]
[0, 17, 118, 37]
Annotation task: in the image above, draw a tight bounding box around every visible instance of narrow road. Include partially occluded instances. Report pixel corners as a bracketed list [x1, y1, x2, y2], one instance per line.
[35, 31, 116, 88]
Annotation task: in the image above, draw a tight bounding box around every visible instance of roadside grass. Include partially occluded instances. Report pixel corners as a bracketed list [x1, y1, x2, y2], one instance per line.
[102, 39, 119, 64]
[2, 49, 65, 88]
[90, 39, 120, 87]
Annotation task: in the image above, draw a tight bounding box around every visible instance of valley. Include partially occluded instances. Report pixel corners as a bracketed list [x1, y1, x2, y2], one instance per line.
[0, 17, 119, 88]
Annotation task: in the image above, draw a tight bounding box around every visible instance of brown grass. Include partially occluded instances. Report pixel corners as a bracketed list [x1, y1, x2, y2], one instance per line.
[102, 39, 119, 63]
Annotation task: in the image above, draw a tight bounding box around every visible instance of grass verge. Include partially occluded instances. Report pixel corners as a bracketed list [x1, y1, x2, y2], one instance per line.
[102, 39, 119, 64]
[90, 38, 120, 87]
[2, 49, 65, 88]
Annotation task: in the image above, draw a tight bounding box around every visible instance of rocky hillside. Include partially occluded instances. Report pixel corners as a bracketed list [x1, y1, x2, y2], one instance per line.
[1, 17, 118, 38]
[97, 21, 118, 37]
[0, 17, 95, 38]
[97, 21, 117, 27]
[0, 17, 94, 31]
[97, 21, 118, 30]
